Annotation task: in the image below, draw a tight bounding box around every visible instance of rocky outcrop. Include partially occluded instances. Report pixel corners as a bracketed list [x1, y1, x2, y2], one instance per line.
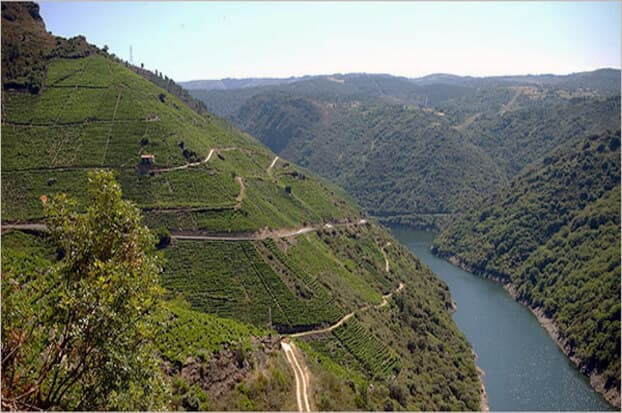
[165, 336, 281, 401]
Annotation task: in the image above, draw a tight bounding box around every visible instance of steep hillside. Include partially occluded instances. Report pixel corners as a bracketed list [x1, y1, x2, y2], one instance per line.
[432, 132, 621, 407]
[2, 4, 482, 410]
[1, 2, 97, 94]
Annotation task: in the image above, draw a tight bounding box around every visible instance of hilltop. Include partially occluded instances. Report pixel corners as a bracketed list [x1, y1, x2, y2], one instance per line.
[2, 3, 482, 410]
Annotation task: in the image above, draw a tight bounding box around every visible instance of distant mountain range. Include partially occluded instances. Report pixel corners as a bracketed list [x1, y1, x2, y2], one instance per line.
[186, 68, 620, 229]
[181, 68, 621, 93]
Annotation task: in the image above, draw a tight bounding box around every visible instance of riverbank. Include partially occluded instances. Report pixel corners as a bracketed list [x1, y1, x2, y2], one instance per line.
[471, 350, 490, 412]
[436, 251, 620, 409]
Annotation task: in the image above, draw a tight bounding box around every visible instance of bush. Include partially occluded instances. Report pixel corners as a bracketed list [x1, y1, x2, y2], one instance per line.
[155, 226, 171, 249]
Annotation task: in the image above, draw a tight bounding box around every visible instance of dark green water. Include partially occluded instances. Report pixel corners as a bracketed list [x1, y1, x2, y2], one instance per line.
[389, 226, 614, 412]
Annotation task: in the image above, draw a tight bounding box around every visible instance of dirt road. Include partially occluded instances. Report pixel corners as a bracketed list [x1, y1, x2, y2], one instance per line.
[151, 147, 216, 173]
[281, 340, 311, 412]
[283, 280, 405, 410]
[267, 156, 279, 174]
[1, 219, 363, 241]
[288, 282, 405, 339]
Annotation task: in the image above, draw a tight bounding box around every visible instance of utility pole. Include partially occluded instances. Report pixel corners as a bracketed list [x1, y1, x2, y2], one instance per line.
[268, 305, 272, 329]
[129, 45, 133, 64]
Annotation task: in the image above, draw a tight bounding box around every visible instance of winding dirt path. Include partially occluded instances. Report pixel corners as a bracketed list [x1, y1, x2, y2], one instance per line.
[283, 280, 405, 410]
[288, 282, 405, 339]
[281, 340, 311, 412]
[1, 219, 366, 240]
[151, 148, 216, 173]
[169, 220, 365, 241]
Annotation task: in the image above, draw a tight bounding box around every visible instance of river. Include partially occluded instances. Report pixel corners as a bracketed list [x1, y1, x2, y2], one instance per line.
[389, 226, 614, 411]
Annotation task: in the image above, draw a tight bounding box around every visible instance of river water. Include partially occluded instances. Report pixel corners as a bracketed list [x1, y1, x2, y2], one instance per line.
[389, 226, 613, 411]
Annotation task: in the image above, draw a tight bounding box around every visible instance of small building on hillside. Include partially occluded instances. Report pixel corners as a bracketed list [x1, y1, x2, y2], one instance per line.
[140, 154, 155, 165]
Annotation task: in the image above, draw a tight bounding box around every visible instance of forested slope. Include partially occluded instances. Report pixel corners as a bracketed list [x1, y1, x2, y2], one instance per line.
[193, 71, 620, 229]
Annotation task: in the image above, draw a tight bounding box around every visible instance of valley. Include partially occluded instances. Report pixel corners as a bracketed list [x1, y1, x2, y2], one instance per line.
[391, 227, 614, 411]
[2, 2, 620, 411]
[185, 50, 621, 411]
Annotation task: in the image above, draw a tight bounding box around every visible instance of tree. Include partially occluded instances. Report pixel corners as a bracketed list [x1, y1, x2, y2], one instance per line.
[1, 170, 168, 410]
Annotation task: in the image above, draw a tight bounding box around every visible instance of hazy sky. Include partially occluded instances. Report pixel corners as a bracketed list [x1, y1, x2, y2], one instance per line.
[40, 1, 621, 82]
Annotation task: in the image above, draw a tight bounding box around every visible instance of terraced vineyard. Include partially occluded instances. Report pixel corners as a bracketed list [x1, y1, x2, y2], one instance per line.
[332, 318, 400, 379]
[163, 239, 346, 332]
[155, 300, 267, 366]
[2, 53, 360, 231]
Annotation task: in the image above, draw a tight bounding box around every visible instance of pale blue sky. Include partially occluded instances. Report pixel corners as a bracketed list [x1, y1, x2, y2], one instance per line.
[40, 1, 621, 82]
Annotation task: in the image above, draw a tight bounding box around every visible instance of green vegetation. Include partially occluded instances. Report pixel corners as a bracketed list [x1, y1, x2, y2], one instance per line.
[2, 52, 359, 231]
[155, 298, 266, 366]
[332, 318, 400, 379]
[433, 132, 621, 401]
[163, 239, 344, 331]
[234, 97, 508, 229]
[2, 5, 485, 410]
[449, 94, 621, 176]
[193, 71, 620, 230]
[300, 232, 481, 410]
[2, 171, 167, 410]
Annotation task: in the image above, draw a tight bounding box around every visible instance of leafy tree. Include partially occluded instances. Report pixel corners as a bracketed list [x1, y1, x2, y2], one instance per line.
[1, 170, 168, 410]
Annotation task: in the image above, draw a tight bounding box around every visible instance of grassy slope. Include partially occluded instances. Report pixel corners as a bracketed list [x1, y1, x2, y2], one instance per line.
[432, 132, 621, 405]
[2, 8, 481, 410]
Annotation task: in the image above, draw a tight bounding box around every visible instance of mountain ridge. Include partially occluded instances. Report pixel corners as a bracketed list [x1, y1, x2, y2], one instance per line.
[181, 68, 621, 92]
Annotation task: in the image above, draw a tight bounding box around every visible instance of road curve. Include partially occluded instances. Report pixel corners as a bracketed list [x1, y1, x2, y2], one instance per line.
[288, 282, 405, 339]
[1, 219, 364, 241]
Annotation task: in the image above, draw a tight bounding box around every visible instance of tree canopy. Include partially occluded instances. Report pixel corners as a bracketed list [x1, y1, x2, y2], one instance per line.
[1, 170, 168, 410]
